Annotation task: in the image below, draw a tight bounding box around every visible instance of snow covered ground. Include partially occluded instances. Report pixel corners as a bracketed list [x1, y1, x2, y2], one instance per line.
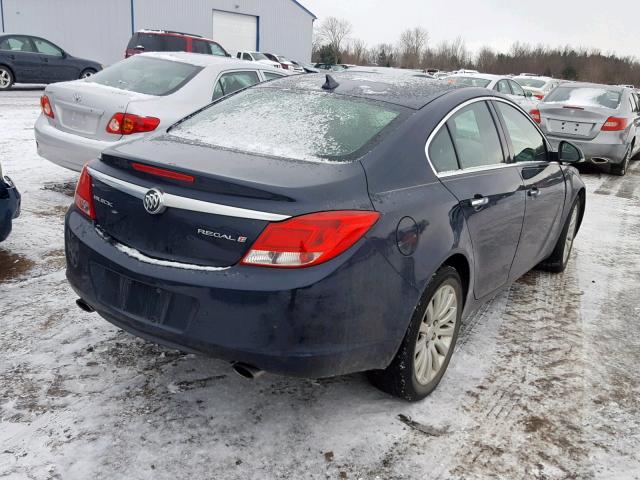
[1, 88, 639, 480]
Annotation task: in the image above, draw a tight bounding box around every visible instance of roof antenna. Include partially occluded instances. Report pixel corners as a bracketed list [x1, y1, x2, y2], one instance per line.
[322, 74, 340, 91]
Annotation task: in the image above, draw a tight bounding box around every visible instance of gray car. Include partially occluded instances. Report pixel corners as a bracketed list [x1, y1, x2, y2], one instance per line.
[35, 52, 285, 171]
[533, 83, 640, 175]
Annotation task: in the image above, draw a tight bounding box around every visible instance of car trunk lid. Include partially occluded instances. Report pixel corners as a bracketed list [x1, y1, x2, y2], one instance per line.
[87, 136, 373, 268]
[47, 81, 154, 141]
[539, 105, 614, 139]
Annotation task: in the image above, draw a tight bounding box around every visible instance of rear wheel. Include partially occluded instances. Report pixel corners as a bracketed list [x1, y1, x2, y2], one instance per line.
[79, 68, 97, 79]
[610, 144, 631, 176]
[0, 66, 14, 90]
[368, 266, 463, 401]
[538, 196, 582, 273]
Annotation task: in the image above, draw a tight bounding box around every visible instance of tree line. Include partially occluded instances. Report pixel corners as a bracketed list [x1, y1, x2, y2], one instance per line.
[313, 18, 640, 85]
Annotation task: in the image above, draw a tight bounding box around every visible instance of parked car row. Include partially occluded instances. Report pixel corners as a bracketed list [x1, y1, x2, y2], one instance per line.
[5, 42, 635, 401]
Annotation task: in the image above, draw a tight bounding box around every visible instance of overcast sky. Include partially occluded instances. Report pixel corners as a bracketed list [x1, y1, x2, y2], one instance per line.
[302, 0, 640, 59]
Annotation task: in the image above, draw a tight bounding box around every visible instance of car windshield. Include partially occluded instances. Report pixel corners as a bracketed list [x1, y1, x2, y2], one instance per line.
[446, 76, 492, 88]
[517, 79, 547, 88]
[251, 52, 268, 61]
[87, 56, 202, 96]
[544, 86, 622, 109]
[169, 88, 405, 162]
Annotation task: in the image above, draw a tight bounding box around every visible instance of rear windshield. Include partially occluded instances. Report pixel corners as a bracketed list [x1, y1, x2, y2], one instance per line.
[251, 52, 268, 61]
[169, 88, 405, 162]
[87, 56, 202, 96]
[544, 86, 622, 109]
[447, 76, 491, 88]
[517, 78, 546, 88]
[128, 33, 187, 52]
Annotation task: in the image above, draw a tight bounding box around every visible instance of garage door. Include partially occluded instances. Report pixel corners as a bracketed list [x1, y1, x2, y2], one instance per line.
[212, 10, 258, 55]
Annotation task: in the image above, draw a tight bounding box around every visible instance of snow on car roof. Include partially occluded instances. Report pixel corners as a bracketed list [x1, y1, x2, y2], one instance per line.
[137, 51, 278, 71]
[262, 70, 458, 109]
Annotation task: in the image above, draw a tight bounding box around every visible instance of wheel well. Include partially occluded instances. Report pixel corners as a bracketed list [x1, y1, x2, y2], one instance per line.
[443, 253, 470, 304]
[0, 64, 15, 78]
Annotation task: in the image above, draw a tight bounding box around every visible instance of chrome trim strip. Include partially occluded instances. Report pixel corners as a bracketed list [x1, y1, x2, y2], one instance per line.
[88, 167, 290, 221]
[424, 96, 552, 178]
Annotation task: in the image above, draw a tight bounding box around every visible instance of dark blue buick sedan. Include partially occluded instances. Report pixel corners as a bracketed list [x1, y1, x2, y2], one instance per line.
[65, 71, 586, 401]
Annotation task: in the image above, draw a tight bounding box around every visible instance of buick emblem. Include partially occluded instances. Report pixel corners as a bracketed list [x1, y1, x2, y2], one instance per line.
[143, 188, 165, 215]
[73, 93, 82, 103]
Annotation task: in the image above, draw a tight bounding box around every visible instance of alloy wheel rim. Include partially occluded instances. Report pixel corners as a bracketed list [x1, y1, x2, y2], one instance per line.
[0, 70, 9, 87]
[81, 71, 94, 78]
[563, 206, 579, 264]
[414, 283, 458, 385]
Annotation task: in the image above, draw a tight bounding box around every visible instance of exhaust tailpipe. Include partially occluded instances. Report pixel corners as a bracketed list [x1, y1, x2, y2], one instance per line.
[591, 157, 609, 164]
[232, 362, 265, 380]
[76, 298, 95, 313]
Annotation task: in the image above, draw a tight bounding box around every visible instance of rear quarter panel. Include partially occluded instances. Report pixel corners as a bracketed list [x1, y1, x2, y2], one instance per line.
[360, 90, 479, 319]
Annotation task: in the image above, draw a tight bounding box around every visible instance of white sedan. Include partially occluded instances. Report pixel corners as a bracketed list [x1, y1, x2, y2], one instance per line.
[445, 73, 539, 110]
[35, 52, 287, 172]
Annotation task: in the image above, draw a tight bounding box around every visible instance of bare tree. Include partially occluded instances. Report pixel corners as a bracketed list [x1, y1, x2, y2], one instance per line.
[316, 17, 353, 63]
[398, 27, 428, 69]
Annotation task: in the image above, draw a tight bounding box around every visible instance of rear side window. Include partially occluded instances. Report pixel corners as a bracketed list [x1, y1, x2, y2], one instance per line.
[495, 102, 547, 163]
[0, 36, 35, 52]
[428, 127, 459, 173]
[171, 88, 405, 162]
[136, 33, 187, 52]
[192, 40, 226, 56]
[509, 80, 525, 96]
[544, 86, 622, 109]
[496, 80, 511, 94]
[212, 71, 260, 100]
[87, 56, 202, 96]
[447, 102, 504, 169]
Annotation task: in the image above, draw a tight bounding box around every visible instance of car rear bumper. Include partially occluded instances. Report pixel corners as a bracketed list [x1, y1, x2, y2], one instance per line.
[0, 176, 21, 242]
[35, 115, 124, 172]
[546, 135, 628, 165]
[64, 209, 417, 378]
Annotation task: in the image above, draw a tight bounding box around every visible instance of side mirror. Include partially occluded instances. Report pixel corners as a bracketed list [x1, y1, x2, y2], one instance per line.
[524, 90, 533, 98]
[558, 141, 584, 163]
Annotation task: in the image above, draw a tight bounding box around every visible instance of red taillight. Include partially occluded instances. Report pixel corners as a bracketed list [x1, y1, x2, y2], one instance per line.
[131, 162, 195, 183]
[106, 113, 160, 135]
[601, 117, 628, 132]
[40, 95, 54, 118]
[534, 93, 544, 100]
[530, 109, 541, 124]
[74, 165, 96, 220]
[281, 64, 290, 70]
[241, 210, 380, 268]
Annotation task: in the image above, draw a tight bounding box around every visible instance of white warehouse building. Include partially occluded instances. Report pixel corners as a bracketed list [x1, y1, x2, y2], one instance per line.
[0, 0, 316, 65]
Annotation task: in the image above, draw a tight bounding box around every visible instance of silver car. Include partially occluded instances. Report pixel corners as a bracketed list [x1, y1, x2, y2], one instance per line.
[35, 52, 286, 172]
[445, 73, 538, 110]
[516, 75, 561, 100]
[534, 83, 640, 175]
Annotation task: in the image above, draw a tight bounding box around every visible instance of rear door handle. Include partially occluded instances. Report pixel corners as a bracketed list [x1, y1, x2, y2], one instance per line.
[528, 187, 541, 198]
[469, 196, 489, 207]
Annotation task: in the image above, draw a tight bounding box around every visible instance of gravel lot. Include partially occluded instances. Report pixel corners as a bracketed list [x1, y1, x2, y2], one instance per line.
[1, 88, 639, 480]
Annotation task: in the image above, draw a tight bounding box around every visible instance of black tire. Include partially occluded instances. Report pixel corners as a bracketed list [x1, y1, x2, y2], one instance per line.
[368, 266, 463, 401]
[79, 68, 97, 79]
[0, 66, 14, 90]
[610, 144, 632, 176]
[538, 196, 582, 273]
